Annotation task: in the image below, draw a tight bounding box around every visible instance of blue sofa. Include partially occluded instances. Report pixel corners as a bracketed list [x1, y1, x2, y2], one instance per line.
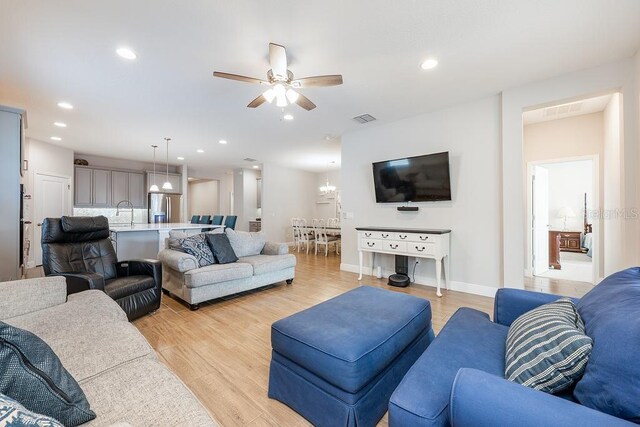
[389, 267, 640, 426]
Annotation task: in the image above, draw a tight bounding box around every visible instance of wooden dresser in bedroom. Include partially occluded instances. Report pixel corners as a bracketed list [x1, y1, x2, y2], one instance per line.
[549, 230, 583, 270]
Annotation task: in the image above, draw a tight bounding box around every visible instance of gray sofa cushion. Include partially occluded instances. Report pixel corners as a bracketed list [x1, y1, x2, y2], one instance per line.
[226, 229, 266, 257]
[0, 277, 67, 321]
[183, 263, 253, 288]
[80, 358, 216, 427]
[238, 254, 296, 275]
[0, 322, 96, 426]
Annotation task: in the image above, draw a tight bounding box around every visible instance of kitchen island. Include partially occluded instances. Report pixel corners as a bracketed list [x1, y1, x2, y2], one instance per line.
[110, 223, 223, 260]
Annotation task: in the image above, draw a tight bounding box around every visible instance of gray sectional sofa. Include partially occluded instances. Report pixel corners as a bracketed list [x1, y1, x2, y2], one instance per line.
[0, 276, 218, 427]
[159, 229, 296, 310]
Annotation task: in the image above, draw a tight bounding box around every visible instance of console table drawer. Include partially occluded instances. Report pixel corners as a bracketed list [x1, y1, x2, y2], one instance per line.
[406, 233, 436, 243]
[408, 242, 436, 256]
[361, 239, 381, 250]
[360, 231, 393, 240]
[382, 241, 407, 252]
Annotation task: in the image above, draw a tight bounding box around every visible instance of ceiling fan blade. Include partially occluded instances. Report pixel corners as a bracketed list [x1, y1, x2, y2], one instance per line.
[213, 71, 267, 85]
[247, 94, 267, 108]
[295, 93, 317, 111]
[269, 43, 288, 79]
[292, 75, 343, 88]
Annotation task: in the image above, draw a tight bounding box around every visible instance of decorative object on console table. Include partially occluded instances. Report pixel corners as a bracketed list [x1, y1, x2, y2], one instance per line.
[549, 230, 561, 270]
[557, 206, 576, 231]
[356, 226, 451, 297]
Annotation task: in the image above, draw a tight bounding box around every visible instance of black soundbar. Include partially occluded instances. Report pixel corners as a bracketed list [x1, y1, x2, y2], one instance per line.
[397, 206, 419, 212]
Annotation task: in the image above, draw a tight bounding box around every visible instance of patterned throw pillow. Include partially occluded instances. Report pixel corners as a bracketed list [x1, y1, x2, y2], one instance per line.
[169, 233, 215, 267]
[0, 393, 64, 426]
[0, 322, 96, 426]
[505, 298, 593, 394]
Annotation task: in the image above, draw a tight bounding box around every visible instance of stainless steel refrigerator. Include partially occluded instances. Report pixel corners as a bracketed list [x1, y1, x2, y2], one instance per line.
[148, 193, 182, 223]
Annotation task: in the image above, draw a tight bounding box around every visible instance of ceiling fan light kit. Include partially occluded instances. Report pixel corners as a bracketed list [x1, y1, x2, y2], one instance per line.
[213, 43, 343, 111]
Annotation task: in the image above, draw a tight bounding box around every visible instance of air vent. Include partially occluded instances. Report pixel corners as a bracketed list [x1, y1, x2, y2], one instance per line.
[353, 114, 377, 124]
[243, 157, 257, 162]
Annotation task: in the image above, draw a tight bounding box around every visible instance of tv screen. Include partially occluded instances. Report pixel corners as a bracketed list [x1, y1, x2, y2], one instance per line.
[372, 152, 451, 203]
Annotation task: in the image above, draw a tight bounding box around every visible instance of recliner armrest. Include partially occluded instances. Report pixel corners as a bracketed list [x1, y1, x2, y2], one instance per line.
[116, 259, 162, 291]
[262, 242, 289, 256]
[493, 288, 577, 326]
[158, 249, 199, 273]
[54, 272, 105, 294]
[450, 368, 633, 427]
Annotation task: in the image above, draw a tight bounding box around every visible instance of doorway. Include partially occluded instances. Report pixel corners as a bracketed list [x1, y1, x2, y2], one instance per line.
[33, 173, 71, 266]
[527, 158, 597, 285]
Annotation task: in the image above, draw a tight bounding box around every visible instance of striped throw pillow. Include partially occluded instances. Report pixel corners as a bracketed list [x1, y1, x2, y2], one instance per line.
[505, 297, 593, 393]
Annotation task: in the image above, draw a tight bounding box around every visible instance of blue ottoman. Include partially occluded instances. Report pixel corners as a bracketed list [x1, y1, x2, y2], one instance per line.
[268, 286, 434, 427]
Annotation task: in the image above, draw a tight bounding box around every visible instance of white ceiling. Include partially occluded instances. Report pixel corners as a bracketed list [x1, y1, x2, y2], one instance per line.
[523, 93, 613, 125]
[1, 0, 639, 174]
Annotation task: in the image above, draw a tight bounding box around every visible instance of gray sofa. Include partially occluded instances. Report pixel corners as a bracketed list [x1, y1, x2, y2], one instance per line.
[159, 229, 296, 310]
[0, 276, 218, 427]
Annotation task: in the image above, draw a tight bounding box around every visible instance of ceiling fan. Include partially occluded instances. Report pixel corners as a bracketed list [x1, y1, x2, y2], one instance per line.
[213, 43, 343, 111]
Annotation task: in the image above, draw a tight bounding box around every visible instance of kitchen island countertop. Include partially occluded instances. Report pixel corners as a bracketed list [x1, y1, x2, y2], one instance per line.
[109, 223, 223, 233]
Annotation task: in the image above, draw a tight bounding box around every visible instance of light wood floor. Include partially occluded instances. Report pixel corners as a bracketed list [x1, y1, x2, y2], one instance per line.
[133, 252, 494, 427]
[524, 275, 594, 298]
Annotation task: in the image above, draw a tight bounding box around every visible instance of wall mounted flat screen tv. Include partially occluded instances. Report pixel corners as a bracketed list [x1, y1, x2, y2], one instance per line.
[372, 152, 452, 203]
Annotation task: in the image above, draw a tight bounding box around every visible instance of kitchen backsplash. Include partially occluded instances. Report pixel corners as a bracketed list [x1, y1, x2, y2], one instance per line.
[73, 208, 148, 224]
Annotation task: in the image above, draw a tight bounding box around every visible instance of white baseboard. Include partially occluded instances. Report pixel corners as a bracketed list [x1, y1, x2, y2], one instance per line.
[340, 263, 497, 298]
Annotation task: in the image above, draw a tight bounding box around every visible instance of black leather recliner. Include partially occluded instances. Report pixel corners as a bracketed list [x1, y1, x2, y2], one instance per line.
[41, 216, 162, 321]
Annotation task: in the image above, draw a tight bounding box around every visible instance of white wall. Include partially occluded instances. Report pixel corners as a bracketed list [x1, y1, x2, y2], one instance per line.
[24, 138, 74, 266]
[314, 170, 341, 220]
[542, 161, 593, 231]
[603, 93, 624, 275]
[261, 163, 316, 243]
[188, 180, 219, 218]
[502, 58, 639, 287]
[341, 95, 502, 295]
[232, 168, 261, 231]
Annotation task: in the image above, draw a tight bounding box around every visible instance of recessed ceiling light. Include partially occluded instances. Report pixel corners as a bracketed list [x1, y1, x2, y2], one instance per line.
[116, 47, 137, 60]
[283, 114, 294, 121]
[252, 165, 259, 169]
[177, 156, 185, 160]
[53, 122, 67, 128]
[196, 149, 204, 153]
[57, 102, 73, 109]
[420, 58, 438, 70]
[218, 140, 228, 144]
[50, 136, 62, 141]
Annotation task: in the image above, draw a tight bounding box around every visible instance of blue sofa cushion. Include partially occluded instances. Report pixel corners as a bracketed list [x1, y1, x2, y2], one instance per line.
[575, 267, 640, 422]
[505, 298, 592, 393]
[389, 308, 508, 427]
[0, 322, 96, 426]
[271, 286, 431, 394]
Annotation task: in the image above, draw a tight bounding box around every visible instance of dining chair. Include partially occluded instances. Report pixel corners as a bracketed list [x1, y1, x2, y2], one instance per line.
[212, 215, 224, 226]
[312, 219, 340, 256]
[291, 218, 301, 251]
[326, 217, 342, 252]
[298, 219, 315, 254]
[190, 215, 200, 224]
[224, 215, 237, 230]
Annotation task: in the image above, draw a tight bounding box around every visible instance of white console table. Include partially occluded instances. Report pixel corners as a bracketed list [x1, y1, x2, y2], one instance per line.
[356, 227, 451, 297]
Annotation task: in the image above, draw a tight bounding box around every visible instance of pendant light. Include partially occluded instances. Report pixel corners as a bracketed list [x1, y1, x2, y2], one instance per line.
[149, 145, 159, 192]
[162, 137, 173, 191]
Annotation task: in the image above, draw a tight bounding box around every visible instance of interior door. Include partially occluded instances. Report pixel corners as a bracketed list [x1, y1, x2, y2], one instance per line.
[532, 166, 550, 275]
[34, 174, 70, 265]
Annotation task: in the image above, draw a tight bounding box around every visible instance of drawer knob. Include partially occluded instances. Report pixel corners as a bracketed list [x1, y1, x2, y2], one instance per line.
[420, 236, 429, 240]
[390, 244, 398, 249]
[367, 242, 375, 247]
[365, 232, 371, 237]
[382, 233, 389, 238]
[399, 235, 407, 239]
[415, 246, 425, 252]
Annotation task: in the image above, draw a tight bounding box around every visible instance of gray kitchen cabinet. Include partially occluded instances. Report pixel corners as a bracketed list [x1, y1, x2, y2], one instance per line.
[92, 169, 111, 206]
[111, 171, 129, 206]
[74, 167, 93, 206]
[128, 173, 145, 207]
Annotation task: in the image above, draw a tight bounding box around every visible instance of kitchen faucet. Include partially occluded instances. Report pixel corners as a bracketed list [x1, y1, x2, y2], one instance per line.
[115, 200, 135, 227]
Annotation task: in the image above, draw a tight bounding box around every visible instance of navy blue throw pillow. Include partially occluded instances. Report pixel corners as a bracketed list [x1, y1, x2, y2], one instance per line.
[0, 322, 96, 426]
[206, 233, 239, 264]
